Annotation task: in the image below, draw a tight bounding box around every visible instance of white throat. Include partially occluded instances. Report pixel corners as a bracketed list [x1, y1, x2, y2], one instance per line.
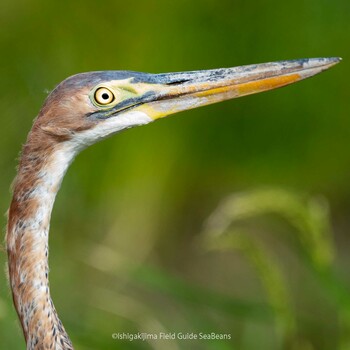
[67, 110, 152, 152]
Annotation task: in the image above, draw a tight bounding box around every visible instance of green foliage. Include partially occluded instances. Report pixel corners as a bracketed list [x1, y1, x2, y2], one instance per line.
[202, 188, 350, 349]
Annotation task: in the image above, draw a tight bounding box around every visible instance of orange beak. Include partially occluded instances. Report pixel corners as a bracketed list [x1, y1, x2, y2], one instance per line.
[131, 57, 341, 120]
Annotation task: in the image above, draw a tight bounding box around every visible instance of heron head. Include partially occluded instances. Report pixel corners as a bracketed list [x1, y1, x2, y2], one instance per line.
[37, 58, 340, 151]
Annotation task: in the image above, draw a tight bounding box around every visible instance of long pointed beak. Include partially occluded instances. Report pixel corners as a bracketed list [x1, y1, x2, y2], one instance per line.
[132, 57, 340, 120]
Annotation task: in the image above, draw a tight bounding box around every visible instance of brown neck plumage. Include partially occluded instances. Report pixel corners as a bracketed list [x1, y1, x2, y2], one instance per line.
[6, 124, 75, 350]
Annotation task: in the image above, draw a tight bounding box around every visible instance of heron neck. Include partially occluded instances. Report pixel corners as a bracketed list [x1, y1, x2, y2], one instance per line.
[7, 134, 76, 350]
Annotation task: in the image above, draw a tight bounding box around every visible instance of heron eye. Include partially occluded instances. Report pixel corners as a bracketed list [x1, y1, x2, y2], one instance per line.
[94, 87, 115, 105]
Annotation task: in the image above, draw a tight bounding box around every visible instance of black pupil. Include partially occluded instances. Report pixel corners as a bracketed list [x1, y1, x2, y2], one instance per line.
[102, 92, 110, 100]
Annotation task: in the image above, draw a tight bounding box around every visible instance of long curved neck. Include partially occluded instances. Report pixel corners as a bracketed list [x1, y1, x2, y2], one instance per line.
[6, 128, 76, 350]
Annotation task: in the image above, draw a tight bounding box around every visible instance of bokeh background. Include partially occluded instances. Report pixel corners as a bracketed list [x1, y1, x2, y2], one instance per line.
[0, 0, 349, 349]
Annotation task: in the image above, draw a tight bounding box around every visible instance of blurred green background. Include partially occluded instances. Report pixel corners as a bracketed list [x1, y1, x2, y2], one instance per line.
[1, 0, 349, 349]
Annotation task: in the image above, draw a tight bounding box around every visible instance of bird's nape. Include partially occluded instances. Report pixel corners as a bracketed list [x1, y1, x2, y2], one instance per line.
[6, 57, 340, 350]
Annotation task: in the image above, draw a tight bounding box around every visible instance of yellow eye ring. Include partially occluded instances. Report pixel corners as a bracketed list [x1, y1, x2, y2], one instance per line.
[94, 87, 115, 105]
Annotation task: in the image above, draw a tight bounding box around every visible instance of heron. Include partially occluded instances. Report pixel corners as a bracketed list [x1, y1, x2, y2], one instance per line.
[6, 57, 340, 349]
